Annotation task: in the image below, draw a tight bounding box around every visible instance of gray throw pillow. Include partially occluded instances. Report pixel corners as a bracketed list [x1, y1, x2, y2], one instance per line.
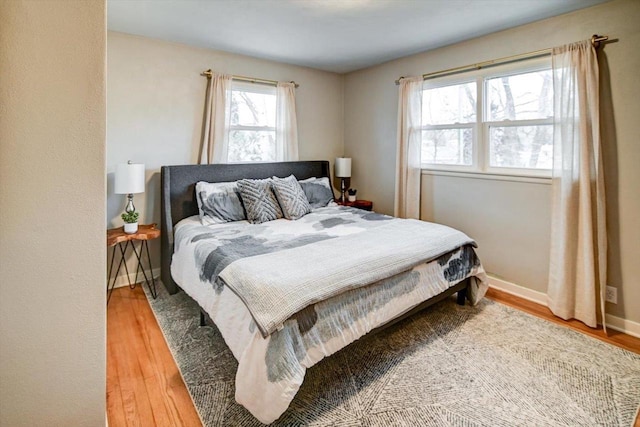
[271, 175, 312, 220]
[237, 178, 283, 224]
[299, 177, 335, 208]
[196, 181, 246, 225]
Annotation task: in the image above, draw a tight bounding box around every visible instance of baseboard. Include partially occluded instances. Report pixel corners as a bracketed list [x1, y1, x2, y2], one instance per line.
[110, 268, 161, 289]
[487, 275, 640, 339]
[604, 315, 640, 339]
[488, 275, 547, 306]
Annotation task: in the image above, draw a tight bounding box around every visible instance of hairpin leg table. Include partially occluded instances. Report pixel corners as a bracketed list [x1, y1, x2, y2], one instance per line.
[107, 223, 160, 304]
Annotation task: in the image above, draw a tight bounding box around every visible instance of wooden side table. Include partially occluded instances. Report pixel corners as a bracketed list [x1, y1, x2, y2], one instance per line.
[337, 199, 373, 211]
[107, 223, 160, 304]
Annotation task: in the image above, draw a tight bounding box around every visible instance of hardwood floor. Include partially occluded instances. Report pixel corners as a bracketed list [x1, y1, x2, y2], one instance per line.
[107, 286, 201, 426]
[107, 285, 640, 426]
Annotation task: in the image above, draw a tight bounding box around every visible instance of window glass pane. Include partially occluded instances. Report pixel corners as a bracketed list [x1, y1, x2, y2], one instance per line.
[422, 82, 476, 125]
[487, 70, 552, 121]
[422, 128, 473, 165]
[228, 130, 276, 162]
[489, 125, 552, 169]
[230, 90, 276, 127]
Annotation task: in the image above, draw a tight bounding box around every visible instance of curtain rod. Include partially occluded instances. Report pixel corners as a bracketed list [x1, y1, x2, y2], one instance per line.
[201, 69, 299, 88]
[395, 34, 612, 85]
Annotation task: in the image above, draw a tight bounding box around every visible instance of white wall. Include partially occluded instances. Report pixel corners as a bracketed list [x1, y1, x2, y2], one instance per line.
[107, 31, 345, 271]
[344, 0, 640, 323]
[421, 174, 552, 293]
[0, 1, 107, 425]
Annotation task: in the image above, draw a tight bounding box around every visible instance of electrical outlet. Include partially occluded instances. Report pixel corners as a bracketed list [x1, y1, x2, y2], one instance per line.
[605, 286, 617, 304]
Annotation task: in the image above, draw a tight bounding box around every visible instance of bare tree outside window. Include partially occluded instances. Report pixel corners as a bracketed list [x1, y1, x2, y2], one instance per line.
[421, 59, 553, 175]
[486, 69, 553, 170]
[228, 85, 277, 162]
[421, 81, 476, 166]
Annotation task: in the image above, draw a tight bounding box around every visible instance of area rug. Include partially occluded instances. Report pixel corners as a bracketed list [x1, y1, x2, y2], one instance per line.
[145, 285, 640, 426]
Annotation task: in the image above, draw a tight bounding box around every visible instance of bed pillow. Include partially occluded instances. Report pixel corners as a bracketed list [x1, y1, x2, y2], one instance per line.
[195, 181, 246, 225]
[299, 177, 335, 208]
[271, 175, 312, 220]
[237, 178, 283, 224]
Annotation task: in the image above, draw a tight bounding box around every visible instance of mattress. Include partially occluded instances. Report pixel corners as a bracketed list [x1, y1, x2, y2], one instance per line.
[171, 206, 489, 423]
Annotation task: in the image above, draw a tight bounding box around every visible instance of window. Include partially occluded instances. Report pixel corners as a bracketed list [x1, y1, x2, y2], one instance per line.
[228, 82, 277, 162]
[421, 58, 553, 176]
[422, 81, 476, 166]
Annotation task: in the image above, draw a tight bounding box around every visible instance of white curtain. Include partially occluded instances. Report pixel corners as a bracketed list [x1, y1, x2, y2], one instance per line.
[276, 82, 299, 161]
[547, 40, 607, 329]
[199, 72, 232, 164]
[394, 77, 423, 219]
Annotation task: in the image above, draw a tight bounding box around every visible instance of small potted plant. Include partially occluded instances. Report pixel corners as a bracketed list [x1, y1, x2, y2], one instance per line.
[347, 188, 357, 202]
[122, 211, 140, 234]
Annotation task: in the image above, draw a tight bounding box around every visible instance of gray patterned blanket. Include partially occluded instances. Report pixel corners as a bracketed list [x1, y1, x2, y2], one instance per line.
[219, 217, 475, 337]
[171, 206, 488, 423]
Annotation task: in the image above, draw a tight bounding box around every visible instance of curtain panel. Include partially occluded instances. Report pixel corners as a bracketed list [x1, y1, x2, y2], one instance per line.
[276, 82, 299, 161]
[394, 77, 423, 219]
[547, 40, 607, 329]
[199, 72, 232, 164]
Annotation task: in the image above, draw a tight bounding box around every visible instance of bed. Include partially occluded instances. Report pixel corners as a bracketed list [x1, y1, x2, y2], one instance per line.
[161, 160, 488, 424]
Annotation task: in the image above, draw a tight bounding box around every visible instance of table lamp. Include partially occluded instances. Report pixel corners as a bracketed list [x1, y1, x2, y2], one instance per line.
[335, 157, 351, 203]
[115, 161, 145, 214]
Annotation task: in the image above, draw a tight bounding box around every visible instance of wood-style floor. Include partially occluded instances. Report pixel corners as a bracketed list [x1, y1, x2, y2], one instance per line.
[107, 286, 201, 426]
[107, 285, 640, 427]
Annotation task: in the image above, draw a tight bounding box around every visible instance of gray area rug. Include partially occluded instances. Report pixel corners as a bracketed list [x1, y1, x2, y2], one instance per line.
[145, 284, 640, 426]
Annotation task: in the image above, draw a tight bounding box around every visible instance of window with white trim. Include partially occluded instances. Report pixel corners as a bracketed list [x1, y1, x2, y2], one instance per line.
[421, 58, 553, 176]
[228, 82, 277, 162]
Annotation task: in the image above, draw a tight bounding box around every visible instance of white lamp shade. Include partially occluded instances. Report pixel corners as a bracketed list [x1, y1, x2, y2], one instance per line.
[335, 157, 352, 178]
[115, 162, 146, 194]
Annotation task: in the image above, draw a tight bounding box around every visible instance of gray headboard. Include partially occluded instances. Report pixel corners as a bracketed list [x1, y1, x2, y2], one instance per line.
[160, 160, 333, 294]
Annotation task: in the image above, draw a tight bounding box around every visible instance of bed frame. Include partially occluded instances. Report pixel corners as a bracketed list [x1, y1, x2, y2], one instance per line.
[161, 160, 468, 330]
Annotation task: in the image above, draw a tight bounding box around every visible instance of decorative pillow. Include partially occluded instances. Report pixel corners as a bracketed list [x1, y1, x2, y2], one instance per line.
[271, 175, 312, 220]
[237, 178, 283, 224]
[196, 181, 246, 225]
[299, 177, 335, 208]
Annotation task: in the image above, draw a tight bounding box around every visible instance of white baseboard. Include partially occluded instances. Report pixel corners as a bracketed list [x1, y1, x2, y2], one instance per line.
[488, 275, 640, 339]
[109, 268, 161, 289]
[604, 315, 640, 339]
[488, 275, 548, 305]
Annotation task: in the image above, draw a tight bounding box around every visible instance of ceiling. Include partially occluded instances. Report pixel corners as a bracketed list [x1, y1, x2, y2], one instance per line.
[108, 0, 609, 74]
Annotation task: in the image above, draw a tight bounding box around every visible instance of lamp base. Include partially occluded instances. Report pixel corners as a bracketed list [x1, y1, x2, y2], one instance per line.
[340, 178, 347, 202]
[125, 194, 136, 213]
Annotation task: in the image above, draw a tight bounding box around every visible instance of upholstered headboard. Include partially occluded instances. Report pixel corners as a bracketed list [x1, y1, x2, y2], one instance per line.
[160, 160, 333, 294]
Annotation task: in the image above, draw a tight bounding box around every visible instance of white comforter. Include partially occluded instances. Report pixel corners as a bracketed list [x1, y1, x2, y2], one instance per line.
[171, 207, 488, 424]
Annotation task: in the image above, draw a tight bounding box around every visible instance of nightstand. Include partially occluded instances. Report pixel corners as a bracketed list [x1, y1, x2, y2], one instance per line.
[337, 199, 373, 211]
[107, 223, 160, 303]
